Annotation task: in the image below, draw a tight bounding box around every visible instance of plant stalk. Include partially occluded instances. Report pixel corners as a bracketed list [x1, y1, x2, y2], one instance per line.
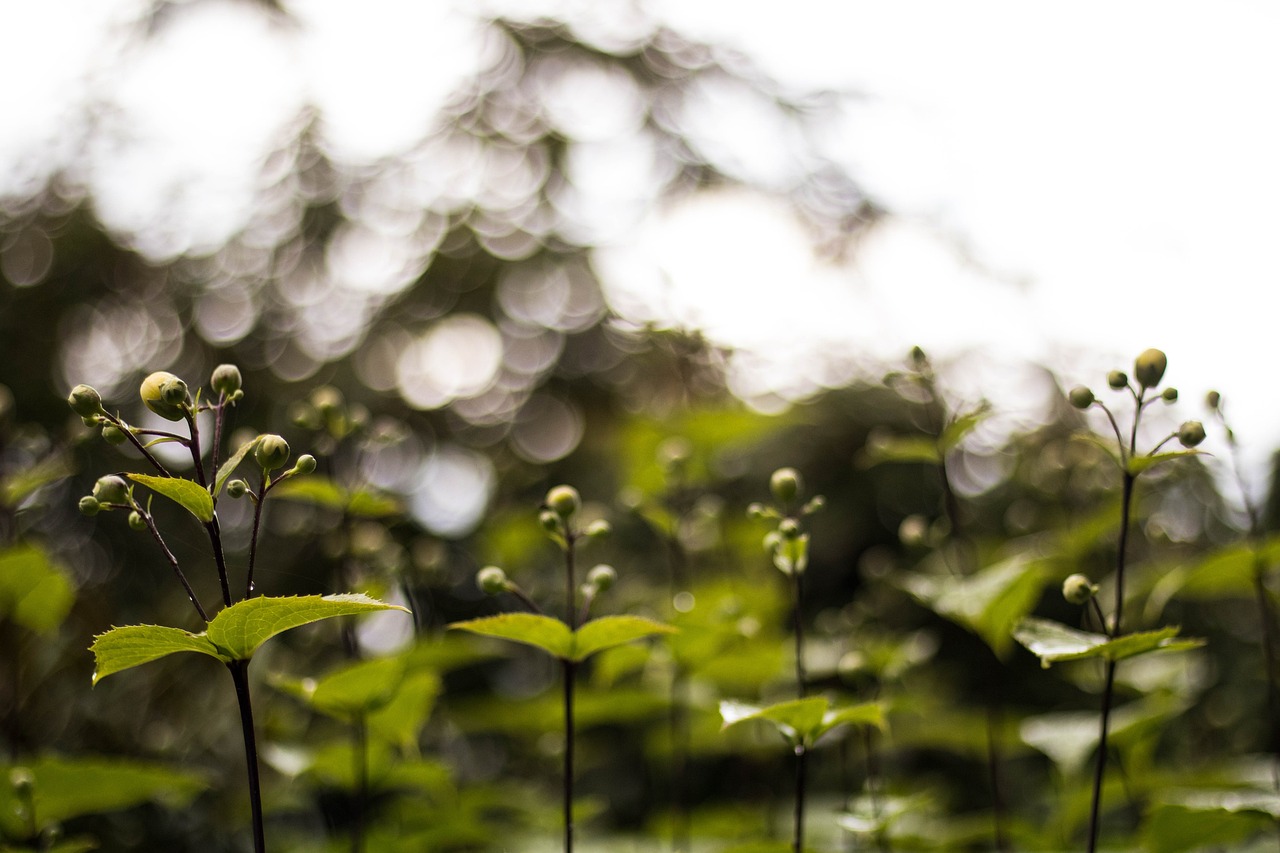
[227, 660, 266, 853]
[563, 658, 576, 853]
[793, 744, 808, 853]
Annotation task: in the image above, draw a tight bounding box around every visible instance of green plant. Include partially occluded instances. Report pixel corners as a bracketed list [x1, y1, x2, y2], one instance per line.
[450, 484, 674, 852]
[68, 368, 407, 852]
[1015, 348, 1206, 852]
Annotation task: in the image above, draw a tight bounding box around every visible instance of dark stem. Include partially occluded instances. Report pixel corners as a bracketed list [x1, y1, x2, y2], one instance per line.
[986, 699, 1009, 853]
[245, 473, 268, 599]
[1086, 660, 1118, 853]
[563, 658, 576, 853]
[105, 413, 172, 477]
[792, 569, 807, 698]
[143, 512, 209, 622]
[4, 619, 21, 761]
[205, 519, 235, 608]
[352, 714, 367, 853]
[227, 660, 266, 853]
[793, 744, 808, 853]
[669, 666, 692, 853]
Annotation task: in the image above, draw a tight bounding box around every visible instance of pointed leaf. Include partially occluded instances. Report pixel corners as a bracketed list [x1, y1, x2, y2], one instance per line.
[293, 656, 408, 721]
[214, 435, 261, 496]
[90, 625, 225, 684]
[1128, 449, 1205, 475]
[206, 593, 409, 661]
[127, 473, 213, 523]
[817, 701, 888, 739]
[720, 697, 829, 746]
[1013, 617, 1204, 668]
[938, 404, 991, 453]
[0, 543, 74, 634]
[448, 613, 573, 659]
[570, 615, 676, 662]
[1, 451, 73, 508]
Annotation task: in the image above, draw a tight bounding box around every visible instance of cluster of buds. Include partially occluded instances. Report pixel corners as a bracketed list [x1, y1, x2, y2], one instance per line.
[77, 474, 147, 532]
[289, 385, 369, 445]
[748, 468, 825, 576]
[539, 484, 611, 551]
[1067, 348, 1206, 449]
[68, 364, 244, 446]
[226, 435, 316, 502]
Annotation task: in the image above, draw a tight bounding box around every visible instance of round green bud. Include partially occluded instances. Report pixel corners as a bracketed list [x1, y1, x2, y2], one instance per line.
[227, 479, 248, 499]
[1206, 390, 1221, 410]
[101, 424, 128, 445]
[1161, 387, 1178, 403]
[9, 767, 34, 795]
[584, 519, 611, 538]
[1062, 573, 1098, 605]
[476, 566, 509, 595]
[210, 364, 242, 396]
[909, 345, 927, 367]
[545, 485, 581, 519]
[539, 509, 561, 532]
[657, 436, 693, 470]
[255, 434, 291, 472]
[1107, 370, 1129, 390]
[779, 518, 802, 540]
[81, 416, 101, 428]
[587, 564, 617, 592]
[311, 385, 344, 415]
[1068, 386, 1095, 409]
[292, 454, 317, 475]
[1178, 420, 1207, 448]
[128, 511, 146, 531]
[92, 475, 130, 505]
[746, 502, 768, 520]
[1134, 348, 1168, 389]
[770, 467, 802, 505]
[78, 496, 101, 516]
[140, 372, 189, 421]
[67, 384, 104, 418]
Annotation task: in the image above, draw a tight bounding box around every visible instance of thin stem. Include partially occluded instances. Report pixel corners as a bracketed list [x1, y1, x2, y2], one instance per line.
[1086, 660, 1118, 853]
[792, 569, 807, 698]
[1093, 403, 1127, 465]
[563, 658, 576, 853]
[227, 660, 266, 853]
[104, 413, 172, 477]
[141, 510, 209, 622]
[245, 473, 268, 599]
[352, 715, 367, 853]
[793, 744, 808, 853]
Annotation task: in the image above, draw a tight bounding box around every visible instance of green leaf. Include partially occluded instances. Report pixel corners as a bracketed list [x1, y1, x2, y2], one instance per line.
[206, 593, 410, 661]
[1128, 449, 1205, 475]
[0, 756, 206, 837]
[938, 404, 991, 452]
[721, 697, 884, 748]
[90, 625, 225, 684]
[571, 615, 676, 662]
[275, 655, 408, 722]
[0, 451, 73, 508]
[270, 476, 402, 517]
[859, 433, 941, 467]
[1012, 618, 1204, 668]
[1145, 794, 1278, 853]
[127, 473, 213, 523]
[0, 543, 74, 634]
[448, 613, 573, 659]
[900, 553, 1047, 659]
[214, 435, 261, 496]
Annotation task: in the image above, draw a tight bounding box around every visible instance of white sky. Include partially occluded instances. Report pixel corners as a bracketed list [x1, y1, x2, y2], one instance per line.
[2, 0, 1278, 487]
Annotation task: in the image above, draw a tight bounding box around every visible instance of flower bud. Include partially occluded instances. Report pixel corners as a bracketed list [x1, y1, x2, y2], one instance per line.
[1161, 387, 1178, 403]
[779, 518, 802, 540]
[92, 475, 130, 505]
[909, 345, 927, 367]
[311, 386, 344, 415]
[746, 502, 768, 520]
[128, 511, 146, 531]
[210, 364, 242, 396]
[1134, 348, 1168, 389]
[476, 566, 509, 595]
[1068, 386, 1095, 409]
[255, 434, 290, 472]
[78, 496, 101, 516]
[67, 384, 104, 418]
[586, 564, 617, 592]
[584, 519, 611, 539]
[101, 424, 128, 445]
[545, 485, 581, 519]
[1178, 420, 1207, 448]
[140, 372, 189, 421]
[292, 454, 317, 475]
[770, 467, 802, 505]
[1062, 573, 1098, 605]
[227, 479, 248, 498]
[1107, 370, 1129, 390]
[9, 767, 34, 795]
[539, 509, 561, 532]
[1206, 390, 1221, 410]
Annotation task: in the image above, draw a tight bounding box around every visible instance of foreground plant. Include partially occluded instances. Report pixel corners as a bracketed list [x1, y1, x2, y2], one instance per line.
[69, 368, 407, 853]
[733, 467, 881, 853]
[1015, 348, 1206, 852]
[450, 485, 673, 853]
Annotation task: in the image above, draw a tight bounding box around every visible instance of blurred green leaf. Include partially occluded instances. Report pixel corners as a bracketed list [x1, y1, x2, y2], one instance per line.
[1128, 449, 1204, 476]
[938, 404, 990, 453]
[275, 655, 407, 722]
[0, 756, 205, 837]
[450, 613, 572, 658]
[860, 434, 941, 467]
[0, 451, 73, 508]
[1012, 618, 1204, 668]
[214, 435, 260, 496]
[721, 696, 884, 747]
[127, 473, 213, 523]
[1144, 793, 1279, 853]
[0, 542, 74, 634]
[270, 476, 401, 517]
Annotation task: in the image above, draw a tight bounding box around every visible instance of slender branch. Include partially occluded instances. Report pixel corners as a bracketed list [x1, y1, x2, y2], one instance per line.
[141, 510, 209, 622]
[103, 413, 172, 477]
[1086, 660, 1119, 853]
[793, 744, 808, 853]
[792, 569, 807, 698]
[227, 660, 266, 853]
[352, 714, 368, 853]
[245, 474, 269, 599]
[563, 658, 576, 853]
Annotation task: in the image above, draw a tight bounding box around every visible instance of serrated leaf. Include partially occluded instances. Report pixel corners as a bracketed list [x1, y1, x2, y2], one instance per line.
[127, 473, 213, 523]
[90, 625, 225, 684]
[214, 435, 261, 496]
[1128, 449, 1205, 475]
[0, 543, 74, 634]
[1012, 618, 1204, 668]
[206, 593, 409, 661]
[449, 613, 573, 658]
[0, 756, 206, 837]
[570, 615, 676, 661]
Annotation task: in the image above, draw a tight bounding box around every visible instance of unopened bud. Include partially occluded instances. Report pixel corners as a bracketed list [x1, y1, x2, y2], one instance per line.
[770, 467, 802, 505]
[1134, 348, 1168, 389]
[128, 511, 146, 531]
[255, 434, 290, 472]
[210, 364, 242, 396]
[584, 519, 611, 538]
[78, 496, 101, 516]
[779, 518, 802, 540]
[1161, 387, 1178, 403]
[1178, 420, 1206, 448]
[92, 475, 130, 505]
[1206, 390, 1221, 410]
[1068, 386, 1095, 409]
[1107, 370, 1129, 391]
[292, 454, 317, 475]
[476, 566, 509, 595]
[67, 384, 104, 418]
[227, 479, 248, 498]
[545, 485, 581, 519]
[1062, 574, 1098, 605]
[586, 564, 616, 592]
[101, 424, 128, 445]
[140, 372, 189, 421]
